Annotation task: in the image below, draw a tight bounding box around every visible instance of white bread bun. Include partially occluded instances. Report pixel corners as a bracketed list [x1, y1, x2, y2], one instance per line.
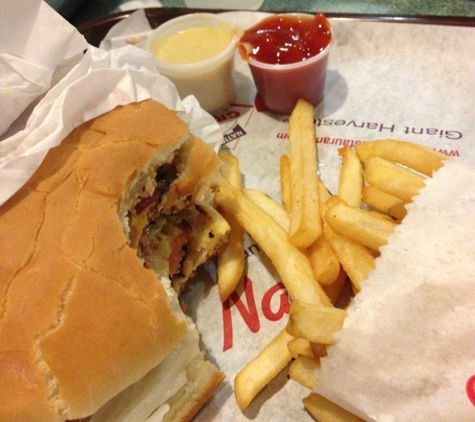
[0, 100, 226, 422]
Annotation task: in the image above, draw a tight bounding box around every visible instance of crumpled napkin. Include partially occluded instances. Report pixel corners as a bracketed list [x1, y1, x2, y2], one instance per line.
[0, 42, 222, 207]
[99, 8, 153, 51]
[0, 0, 87, 136]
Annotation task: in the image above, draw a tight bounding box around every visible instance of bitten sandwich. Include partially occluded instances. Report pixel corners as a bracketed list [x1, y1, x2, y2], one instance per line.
[0, 100, 230, 422]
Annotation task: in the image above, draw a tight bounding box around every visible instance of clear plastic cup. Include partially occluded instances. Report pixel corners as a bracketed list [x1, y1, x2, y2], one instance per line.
[244, 13, 333, 115]
[148, 13, 238, 114]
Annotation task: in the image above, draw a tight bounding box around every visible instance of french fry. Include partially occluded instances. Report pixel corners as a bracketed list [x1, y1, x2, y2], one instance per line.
[324, 196, 397, 251]
[325, 227, 375, 293]
[289, 355, 320, 390]
[388, 200, 407, 221]
[361, 185, 407, 221]
[234, 328, 294, 411]
[215, 179, 331, 306]
[219, 151, 242, 187]
[363, 156, 426, 202]
[217, 152, 245, 301]
[307, 178, 340, 285]
[303, 393, 365, 422]
[317, 177, 332, 204]
[288, 99, 321, 248]
[308, 235, 341, 286]
[287, 301, 347, 345]
[243, 188, 289, 231]
[279, 154, 292, 213]
[287, 337, 314, 359]
[310, 342, 328, 359]
[337, 146, 363, 208]
[321, 196, 375, 292]
[321, 265, 348, 305]
[355, 139, 446, 177]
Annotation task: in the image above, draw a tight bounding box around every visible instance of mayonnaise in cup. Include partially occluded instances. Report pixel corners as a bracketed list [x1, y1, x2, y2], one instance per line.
[148, 14, 240, 114]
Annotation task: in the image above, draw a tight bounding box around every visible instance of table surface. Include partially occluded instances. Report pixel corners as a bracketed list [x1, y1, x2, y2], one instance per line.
[47, 0, 475, 27]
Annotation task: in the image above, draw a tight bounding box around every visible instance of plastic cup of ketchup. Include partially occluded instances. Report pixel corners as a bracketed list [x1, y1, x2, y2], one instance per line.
[148, 13, 241, 114]
[238, 13, 333, 115]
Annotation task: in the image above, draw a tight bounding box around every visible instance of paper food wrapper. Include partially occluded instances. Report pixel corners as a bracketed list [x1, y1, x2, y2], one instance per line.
[315, 159, 475, 422]
[0, 0, 88, 136]
[0, 44, 222, 207]
[2, 7, 475, 422]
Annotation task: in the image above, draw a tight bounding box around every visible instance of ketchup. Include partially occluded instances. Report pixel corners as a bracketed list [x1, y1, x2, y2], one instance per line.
[239, 13, 332, 65]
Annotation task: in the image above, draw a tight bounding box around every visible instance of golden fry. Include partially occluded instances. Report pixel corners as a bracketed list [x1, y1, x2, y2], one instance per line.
[234, 328, 294, 411]
[215, 179, 331, 306]
[217, 212, 245, 302]
[306, 179, 340, 285]
[279, 154, 292, 213]
[324, 196, 397, 251]
[217, 152, 245, 301]
[361, 185, 406, 222]
[288, 99, 321, 248]
[321, 266, 348, 305]
[303, 393, 366, 422]
[363, 156, 426, 202]
[338, 146, 363, 208]
[317, 177, 332, 204]
[287, 301, 347, 345]
[287, 337, 314, 359]
[355, 139, 445, 177]
[243, 188, 289, 231]
[310, 342, 328, 359]
[289, 355, 320, 390]
[388, 201, 407, 221]
[308, 234, 341, 286]
[325, 227, 375, 293]
[219, 151, 243, 187]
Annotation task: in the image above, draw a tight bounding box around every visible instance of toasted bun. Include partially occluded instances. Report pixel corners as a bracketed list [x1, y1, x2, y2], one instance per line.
[163, 353, 225, 422]
[0, 100, 224, 421]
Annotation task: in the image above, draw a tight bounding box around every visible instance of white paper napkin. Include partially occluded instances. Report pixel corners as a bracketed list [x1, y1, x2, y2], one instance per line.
[99, 9, 153, 51]
[0, 44, 222, 207]
[0, 0, 88, 136]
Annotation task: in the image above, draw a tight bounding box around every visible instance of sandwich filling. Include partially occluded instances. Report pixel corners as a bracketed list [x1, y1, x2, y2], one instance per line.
[123, 139, 229, 294]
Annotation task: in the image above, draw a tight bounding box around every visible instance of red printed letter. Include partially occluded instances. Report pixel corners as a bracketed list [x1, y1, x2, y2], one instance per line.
[261, 282, 290, 322]
[466, 375, 475, 406]
[222, 276, 260, 352]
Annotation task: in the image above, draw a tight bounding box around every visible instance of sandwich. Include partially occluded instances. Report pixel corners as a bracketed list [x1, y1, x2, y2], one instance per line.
[0, 99, 230, 422]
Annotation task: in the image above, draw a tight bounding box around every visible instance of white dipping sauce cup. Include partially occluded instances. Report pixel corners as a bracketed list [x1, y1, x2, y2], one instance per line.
[244, 13, 333, 115]
[148, 14, 238, 114]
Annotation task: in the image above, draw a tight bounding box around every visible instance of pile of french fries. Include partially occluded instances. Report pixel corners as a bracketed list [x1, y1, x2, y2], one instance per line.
[215, 99, 446, 421]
